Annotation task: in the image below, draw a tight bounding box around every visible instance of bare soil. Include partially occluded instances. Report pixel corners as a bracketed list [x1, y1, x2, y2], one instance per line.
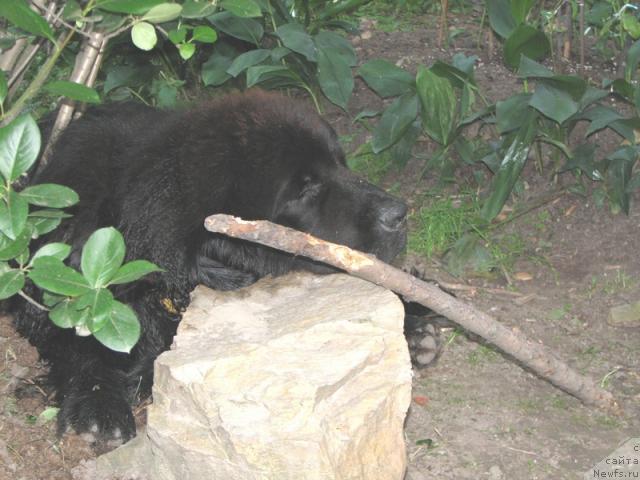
[1, 9, 639, 480]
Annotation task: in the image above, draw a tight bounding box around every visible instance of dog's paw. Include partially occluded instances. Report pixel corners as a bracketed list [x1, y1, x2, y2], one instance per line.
[57, 386, 135, 445]
[405, 315, 442, 368]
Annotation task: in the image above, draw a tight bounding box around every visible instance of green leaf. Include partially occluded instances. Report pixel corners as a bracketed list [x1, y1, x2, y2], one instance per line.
[150, 77, 181, 107]
[314, 31, 357, 67]
[0, 114, 41, 182]
[178, 42, 196, 60]
[109, 260, 162, 285]
[29, 257, 92, 296]
[445, 232, 494, 276]
[504, 25, 551, 69]
[0, 269, 25, 300]
[270, 46, 290, 62]
[19, 183, 79, 208]
[31, 242, 72, 263]
[96, 0, 166, 14]
[81, 227, 126, 288]
[92, 301, 141, 353]
[201, 43, 238, 86]
[481, 109, 538, 221]
[451, 53, 478, 80]
[560, 143, 603, 181]
[510, 0, 535, 24]
[0, 225, 31, 261]
[386, 118, 421, 168]
[416, 66, 457, 146]
[585, 2, 612, 26]
[357, 59, 414, 98]
[529, 79, 584, 124]
[579, 86, 609, 110]
[371, 93, 419, 154]
[621, 12, 640, 40]
[182, 0, 217, 18]
[0, 0, 55, 42]
[103, 65, 155, 95]
[582, 105, 623, 136]
[0, 70, 7, 106]
[37, 407, 59, 423]
[74, 288, 115, 333]
[192, 25, 217, 43]
[141, 3, 182, 23]
[487, 0, 517, 38]
[625, 39, 640, 81]
[606, 146, 637, 215]
[246, 65, 304, 89]
[317, 49, 353, 110]
[226, 49, 271, 77]
[0, 190, 28, 240]
[208, 12, 264, 45]
[517, 56, 554, 78]
[496, 93, 532, 134]
[49, 298, 88, 329]
[609, 118, 640, 145]
[275, 23, 317, 62]
[168, 26, 187, 44]
[430, 60, 476, 89]
[220, 0, 261, 18]
[62, 0, 82, 21]
[131, 22, 157, 51]
[28, 216, 63, 237]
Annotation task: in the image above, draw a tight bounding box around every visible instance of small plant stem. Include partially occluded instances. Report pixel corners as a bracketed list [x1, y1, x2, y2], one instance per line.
[579, 0, 585, 72]
[39, 31, 106, 170]
[476, 5, 487, 50]
[303, 86, 322, 114]
[438, 0, 449, 48]
[1, 29, 76, 126]
[488, 188, 567, 232]
[18, 291, 49, 312]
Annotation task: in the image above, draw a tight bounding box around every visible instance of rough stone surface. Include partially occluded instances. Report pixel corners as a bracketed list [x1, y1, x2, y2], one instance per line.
[85, 272, 412, 480]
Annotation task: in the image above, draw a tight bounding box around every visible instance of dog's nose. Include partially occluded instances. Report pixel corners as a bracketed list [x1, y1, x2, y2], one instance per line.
[378, 200, 408, 231]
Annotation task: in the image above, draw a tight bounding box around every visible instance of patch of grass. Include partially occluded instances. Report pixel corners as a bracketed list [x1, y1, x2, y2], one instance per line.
[602, 269, 636, 295]
[467, 344, 499, 366]
[548, 303, 572, 321]
[517, 398, 543, 413]
[409, 193, 532, 278]
[347, 147, 393, 185]
[409, 195, 483, 259]
[595, 414, 622, 429]
[550, 395, 570, 410]
[487, 232, 527, 273]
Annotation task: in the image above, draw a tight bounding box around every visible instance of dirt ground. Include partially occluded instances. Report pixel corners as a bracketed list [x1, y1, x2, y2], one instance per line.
[1, 7, 639, 480]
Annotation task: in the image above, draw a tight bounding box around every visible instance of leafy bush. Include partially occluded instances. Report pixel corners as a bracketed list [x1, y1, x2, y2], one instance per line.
[0, 114, 160, 352]
[358, 49, 640, 220]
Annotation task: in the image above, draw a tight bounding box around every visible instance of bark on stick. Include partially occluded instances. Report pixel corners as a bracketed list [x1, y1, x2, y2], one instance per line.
[204, 214, 622, 415]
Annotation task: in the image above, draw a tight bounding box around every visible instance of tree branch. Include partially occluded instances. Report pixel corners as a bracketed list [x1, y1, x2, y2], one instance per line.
[204, 214, 622, 415]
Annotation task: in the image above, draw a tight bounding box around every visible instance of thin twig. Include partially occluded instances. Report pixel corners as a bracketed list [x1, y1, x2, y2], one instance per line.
[204, 214, 622, 415]
[579, 0, 585, 72]
[18, 291, 49, 311]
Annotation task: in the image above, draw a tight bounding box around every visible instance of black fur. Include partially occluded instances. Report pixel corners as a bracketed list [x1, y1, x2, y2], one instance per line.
[11, 90, 409, 443]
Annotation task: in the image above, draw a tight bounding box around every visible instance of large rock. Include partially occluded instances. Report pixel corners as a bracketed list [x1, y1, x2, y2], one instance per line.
[84, 272, 412, 480]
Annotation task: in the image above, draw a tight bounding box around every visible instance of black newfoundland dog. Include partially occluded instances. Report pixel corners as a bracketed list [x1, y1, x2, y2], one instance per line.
[11, 90, 411, 442]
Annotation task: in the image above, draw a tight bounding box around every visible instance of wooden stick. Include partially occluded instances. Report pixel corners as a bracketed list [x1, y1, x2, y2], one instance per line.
[204, 214, 622, 415]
